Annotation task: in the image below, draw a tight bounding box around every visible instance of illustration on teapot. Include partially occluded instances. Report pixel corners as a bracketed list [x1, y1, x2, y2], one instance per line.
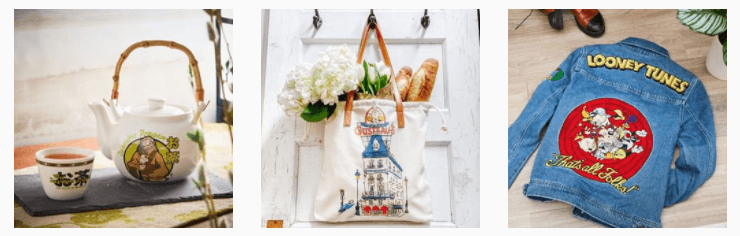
[88, 40, 206, 184]
[120, 133, 181, 182]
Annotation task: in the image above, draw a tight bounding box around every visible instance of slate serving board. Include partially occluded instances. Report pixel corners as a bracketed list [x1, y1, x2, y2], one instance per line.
[14, 168, 233, 216]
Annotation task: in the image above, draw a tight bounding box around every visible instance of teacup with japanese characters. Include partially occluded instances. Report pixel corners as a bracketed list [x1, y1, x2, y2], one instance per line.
[35, 147, 95, 201]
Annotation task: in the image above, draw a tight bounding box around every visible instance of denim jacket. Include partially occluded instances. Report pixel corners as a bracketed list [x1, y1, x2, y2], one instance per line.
[508, 38, 716, 228]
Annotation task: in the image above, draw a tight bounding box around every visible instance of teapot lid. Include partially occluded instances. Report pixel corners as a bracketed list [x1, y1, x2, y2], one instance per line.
[128, 98, 186, 116]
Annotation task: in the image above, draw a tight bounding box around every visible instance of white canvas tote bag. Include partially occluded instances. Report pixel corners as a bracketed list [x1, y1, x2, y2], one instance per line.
[313, 20, 445, 222]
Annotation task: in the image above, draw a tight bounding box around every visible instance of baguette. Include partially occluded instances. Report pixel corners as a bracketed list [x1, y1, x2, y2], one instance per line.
[396, 66, 413, 100]
[398, 66, 413, 78]
[377, 66, 413, 101]
[406, 59, 439, 101]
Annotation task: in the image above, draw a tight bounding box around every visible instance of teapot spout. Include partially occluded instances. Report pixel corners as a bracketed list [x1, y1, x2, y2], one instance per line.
[88, 101, 117, 160]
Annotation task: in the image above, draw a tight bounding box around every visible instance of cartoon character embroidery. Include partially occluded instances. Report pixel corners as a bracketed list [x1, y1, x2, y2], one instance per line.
[555, 98, 651, 194]
[576, 136, 597, 153]
[583, 107, 611, 127]
[575, 106, 647, 160]
[126, 136, 170, 181]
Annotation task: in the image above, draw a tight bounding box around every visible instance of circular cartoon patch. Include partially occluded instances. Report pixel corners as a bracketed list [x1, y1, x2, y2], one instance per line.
[558, 98, 653, 182]
[122, 136, 178, 182]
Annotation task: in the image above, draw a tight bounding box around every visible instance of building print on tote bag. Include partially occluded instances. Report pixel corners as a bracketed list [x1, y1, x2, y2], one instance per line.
[338, 105, 408, 217]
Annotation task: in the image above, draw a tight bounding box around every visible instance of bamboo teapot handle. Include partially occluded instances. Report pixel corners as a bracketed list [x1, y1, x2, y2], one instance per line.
[110, 40, 204, 106]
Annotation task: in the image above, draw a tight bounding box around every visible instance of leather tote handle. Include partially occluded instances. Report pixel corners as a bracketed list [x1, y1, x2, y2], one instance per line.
[344, 19, 405, 128]
[110, 40, 204, 105]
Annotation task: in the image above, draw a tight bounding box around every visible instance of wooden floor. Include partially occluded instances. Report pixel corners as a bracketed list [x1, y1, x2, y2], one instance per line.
[508, 9, 727, 228]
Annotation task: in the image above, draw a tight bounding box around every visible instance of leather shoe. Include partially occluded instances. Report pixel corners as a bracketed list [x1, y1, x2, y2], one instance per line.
[541, 9, 564, 30]
[572, 9, 605, 37]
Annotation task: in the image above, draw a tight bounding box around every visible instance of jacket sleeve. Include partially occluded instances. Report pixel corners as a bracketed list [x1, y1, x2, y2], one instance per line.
[664, 80, 717, 207]
[508, 48, 582, 189]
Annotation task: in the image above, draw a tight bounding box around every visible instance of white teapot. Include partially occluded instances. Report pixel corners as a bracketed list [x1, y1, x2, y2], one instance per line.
[88, 40, 206, 183]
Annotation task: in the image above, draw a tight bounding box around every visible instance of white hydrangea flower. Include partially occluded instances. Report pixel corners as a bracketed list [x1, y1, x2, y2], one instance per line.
[277, 45, 363, 115]
[277, 62, 313, 115]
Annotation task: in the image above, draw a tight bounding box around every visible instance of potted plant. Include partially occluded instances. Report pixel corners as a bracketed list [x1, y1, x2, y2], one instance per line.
[677, 9, 727, 80]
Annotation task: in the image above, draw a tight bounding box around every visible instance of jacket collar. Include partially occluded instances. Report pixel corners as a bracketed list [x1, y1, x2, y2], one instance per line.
[617, 37, 670, 58]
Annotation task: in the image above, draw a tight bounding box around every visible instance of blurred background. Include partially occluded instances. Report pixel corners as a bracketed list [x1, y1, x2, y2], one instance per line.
[14, 9, 233, 146]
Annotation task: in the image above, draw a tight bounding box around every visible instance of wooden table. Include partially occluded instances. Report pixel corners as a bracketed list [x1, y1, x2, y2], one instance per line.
[508, 9, 727, 228]
[14, 123, 233, 228]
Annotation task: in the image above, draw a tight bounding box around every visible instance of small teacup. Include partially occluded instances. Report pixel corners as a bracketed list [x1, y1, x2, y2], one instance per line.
[35, 147, 95, 200]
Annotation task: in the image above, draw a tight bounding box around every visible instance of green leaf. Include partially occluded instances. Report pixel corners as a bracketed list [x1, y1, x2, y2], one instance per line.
[379, 75, 388, 90]
[677, 9, 727, 36]
[723, 41, 727, 65]
[189, 64, 193, 77]
[192, 178, 202, 191]
[301, 101, 333, 122]
[186, 129, 205, 152]
[186, 130, 200, 142]
[225, 60, 230, 69]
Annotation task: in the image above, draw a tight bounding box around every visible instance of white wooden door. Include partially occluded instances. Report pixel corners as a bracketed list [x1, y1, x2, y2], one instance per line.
[261, 9, 479, 228]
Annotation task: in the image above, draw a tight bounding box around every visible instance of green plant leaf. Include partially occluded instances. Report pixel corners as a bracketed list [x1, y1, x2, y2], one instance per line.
[723, 41, 727, 65]
[677, 9, 727, 36]
[379, 75, 388, 90]
[361, 73, 369, 93]
[192, 178, 202, 191]
[187, 131, 200, 142]
[190, 129, 205, 145]
[225, 60, 230, 69]
[186, 129, 205, 152]
[189, 64, 193, 77]
[301, 101, 333, 122]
